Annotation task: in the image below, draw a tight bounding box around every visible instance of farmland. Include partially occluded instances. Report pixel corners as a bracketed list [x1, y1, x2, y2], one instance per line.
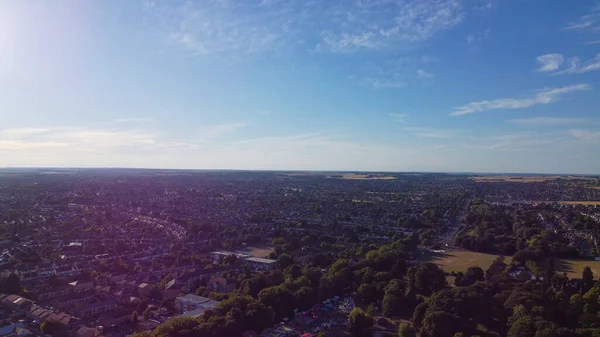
[559, 201, 600, 206]
[470, 175, 596, 183]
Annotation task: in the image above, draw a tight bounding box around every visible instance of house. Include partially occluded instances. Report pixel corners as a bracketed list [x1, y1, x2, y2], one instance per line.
[209, 277, 236, 293]
[27, 305, 53, 323]
[76, 326, 101, 337]
[69, 281, 95, 291]
[243, 257, 278, 271]
[74, 300, 116, 318]
[174, 294, 220, 314]
[162, 279, 185, 300]
[37, 285, 73, 301]
[0, 295, 33, 312]
[138, 283, 152, 298]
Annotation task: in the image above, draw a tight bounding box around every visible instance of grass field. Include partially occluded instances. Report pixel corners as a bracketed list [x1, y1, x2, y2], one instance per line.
[334, 174, 396, 180]
[422, 249, 600, 279]
[280, 172, 396, 180]
[471, 175, 596, 183]
[556, 259, 600, 279]
[559, 201, 600, 206]
[236, 245, 274, 258]
[421, 249, 510, 273]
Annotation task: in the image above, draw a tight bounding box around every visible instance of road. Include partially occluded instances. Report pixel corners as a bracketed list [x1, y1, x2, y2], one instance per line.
[440, 197, 472, 247]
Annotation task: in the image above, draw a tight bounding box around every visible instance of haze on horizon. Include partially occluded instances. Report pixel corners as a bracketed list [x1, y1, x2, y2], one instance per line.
[0, 0, 599, 174]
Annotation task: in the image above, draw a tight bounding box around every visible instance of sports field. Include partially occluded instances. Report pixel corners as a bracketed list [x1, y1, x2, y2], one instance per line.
[423, 249, 600, 279]
[556, 259, 600, 279]
[422, 249, 510, 273]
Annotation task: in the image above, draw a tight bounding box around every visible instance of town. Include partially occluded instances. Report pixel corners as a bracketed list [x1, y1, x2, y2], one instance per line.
[0, 169, 600, 337]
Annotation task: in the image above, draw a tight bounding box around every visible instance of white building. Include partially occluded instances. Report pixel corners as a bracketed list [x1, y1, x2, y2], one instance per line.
[175, 294, 220, 314]
[243, 257, 278, 271]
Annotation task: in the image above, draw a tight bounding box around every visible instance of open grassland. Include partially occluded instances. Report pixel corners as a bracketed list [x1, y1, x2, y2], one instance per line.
[236, 245, 274, 258]
[281, 172, 396, 180]
[556, 259, 600, 279]
[422, 249, 511, 273]
[424, 249, 600, 280]
[559, 201, 600, 206]
[334, 174, 396, 180]
[470, 175, 596, 183]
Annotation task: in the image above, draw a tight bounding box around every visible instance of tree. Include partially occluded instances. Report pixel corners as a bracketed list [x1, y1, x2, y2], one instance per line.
[398, 323, 417, 337]
[1, 273, 22, 294]
[456, 267, 484, 286]
[278, 253, 294, 268]
[414, 263, 447, 296]
[131, 311, 139, 324]
[583, 266, 594, 291]
[358, 283, 377, 304]
[40, 321, 68, 337]
[348, 307, 373, 336]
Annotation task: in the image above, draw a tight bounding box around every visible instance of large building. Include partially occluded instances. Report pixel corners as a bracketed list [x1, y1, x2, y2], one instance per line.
[174, 294, 220, 315]
[243, 257, 278, 271]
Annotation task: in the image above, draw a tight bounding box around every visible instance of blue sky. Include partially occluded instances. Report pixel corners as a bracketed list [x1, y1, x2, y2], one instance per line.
[0, 0, 599, 173]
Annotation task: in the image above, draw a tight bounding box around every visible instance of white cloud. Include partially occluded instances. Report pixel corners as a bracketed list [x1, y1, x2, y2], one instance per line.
[389, 113, 409, 122]
[198, 123, 248, 139]
[569, 129, 600, 142]
[566, 14, 599, 31]
[508, 117, 589, 125]
[450, 84, 591, 116]
[0, 128, 52, 138]
[536, 54, 564, 72]
[318, 0, 466, 53]
[555, 53, 600, 74]
[565, 4, 600, 44]
[466, 29, 490, 49]
[403, 127, 456, 139]
[114, 117, 155, 123]
[366, 78, 405, 89]
[147, 0, 480, 56]
[416, 69, 435, 78]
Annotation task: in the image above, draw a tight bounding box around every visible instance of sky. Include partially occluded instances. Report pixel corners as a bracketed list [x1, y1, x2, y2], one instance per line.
[0, 0, 599, 174]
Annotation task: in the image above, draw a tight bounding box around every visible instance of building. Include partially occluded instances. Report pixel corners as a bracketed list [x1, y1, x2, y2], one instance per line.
[209, 277, 236, 293]
[243, 257, 278, 271]
[138, 283, 152, 298]
[174, 294, 220, 314]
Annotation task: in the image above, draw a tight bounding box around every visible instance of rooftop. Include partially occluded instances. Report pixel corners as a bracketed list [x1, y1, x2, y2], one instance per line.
[244, 257, 278, 264]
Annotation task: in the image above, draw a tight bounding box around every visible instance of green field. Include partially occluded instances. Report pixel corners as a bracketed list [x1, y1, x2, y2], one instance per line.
[423, 249, 600, 280]
[556, 259, 600, 279]
[423, 249, 510, 273]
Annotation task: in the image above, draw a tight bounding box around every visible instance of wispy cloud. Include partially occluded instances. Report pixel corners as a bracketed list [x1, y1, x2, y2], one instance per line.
[508, 117, 589, 126]
[147, 0, 482, 56]
[450, 84, 591, 116]
[318, 0, 466, 53]
[365, 78, 405, 89]
[198, 123, 248, 139]
[389, 113, 409, 122]
[0, 127, 163, 152]
[569, 129, 600, 142]
[565, 4, 600, 44]
[0, 128, 52, 138]
[536, 54, 564, 72]
[114, 117, 155, 123]
[466, 29, 490, 50]
[416, 69, 435, 79]
[403, 127, 456, 139]
[536, 53, 600, 75]
[555, 53, 600, 74]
